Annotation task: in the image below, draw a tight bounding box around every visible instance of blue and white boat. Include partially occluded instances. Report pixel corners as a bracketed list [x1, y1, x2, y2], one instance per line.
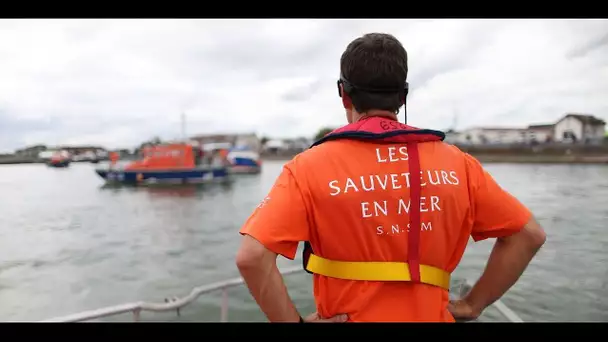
[201, 143, 262, 174]
[226, 147, 262, 174]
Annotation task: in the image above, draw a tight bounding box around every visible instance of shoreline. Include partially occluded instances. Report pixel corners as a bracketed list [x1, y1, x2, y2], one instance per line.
[0, 157, 43, 165]
[0, 158, 100, 165]
[470, 154, 608, 164]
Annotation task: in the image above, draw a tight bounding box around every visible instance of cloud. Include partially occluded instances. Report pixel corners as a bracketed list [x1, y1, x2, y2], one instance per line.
[0, 19, 606, 152]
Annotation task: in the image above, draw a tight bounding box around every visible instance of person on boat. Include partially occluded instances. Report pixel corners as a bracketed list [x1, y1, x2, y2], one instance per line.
[209, 149, 221, 168]
[194, 146, 204, 166]
[235, 33, 546, 322]
[218, 148, 230, 167]
[109, 151, 119, 169]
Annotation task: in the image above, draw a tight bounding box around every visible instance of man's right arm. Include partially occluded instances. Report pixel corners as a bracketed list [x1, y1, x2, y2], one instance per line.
[462, 217, 546, 318]
[457, 154, 547, 319]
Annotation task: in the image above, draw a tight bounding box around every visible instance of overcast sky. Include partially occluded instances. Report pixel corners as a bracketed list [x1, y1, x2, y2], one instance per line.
[0, 19, 606, 152]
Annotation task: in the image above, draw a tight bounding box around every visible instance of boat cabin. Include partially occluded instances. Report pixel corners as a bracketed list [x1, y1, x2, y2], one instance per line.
[125, 144, 199, 170]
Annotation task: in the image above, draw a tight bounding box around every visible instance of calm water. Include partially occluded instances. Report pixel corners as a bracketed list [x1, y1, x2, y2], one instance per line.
[0, 161, 607, 322]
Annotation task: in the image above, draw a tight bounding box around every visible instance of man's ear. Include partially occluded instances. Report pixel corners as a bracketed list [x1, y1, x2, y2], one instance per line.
[340, 85, 352, 109]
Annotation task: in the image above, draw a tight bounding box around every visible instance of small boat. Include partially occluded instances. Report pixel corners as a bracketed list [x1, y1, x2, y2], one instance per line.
[201, 143, 262, 175]
[226, 147, 262, 174]
[47, 150, 71, 168]
[94, 143, 229, 185]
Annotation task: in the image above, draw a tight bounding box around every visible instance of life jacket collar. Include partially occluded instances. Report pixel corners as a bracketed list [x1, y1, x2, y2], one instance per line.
[311, 116, 445, 148]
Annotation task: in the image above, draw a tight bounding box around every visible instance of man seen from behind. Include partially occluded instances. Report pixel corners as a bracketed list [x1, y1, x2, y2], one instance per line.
[235, 33, 547, 322]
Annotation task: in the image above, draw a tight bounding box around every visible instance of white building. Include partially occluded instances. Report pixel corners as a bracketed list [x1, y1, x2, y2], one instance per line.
[445, 113, 606, 146]
[190, 132, 262, 152]
[553, 114, 606, 143]
[443, 130, 459, 144]
[285, 137, 312, 151]
[526, 124, 554, 143]
[234, 133, 262, 152]
[263, 139, 289, 153]
[452, 127, 528, 145]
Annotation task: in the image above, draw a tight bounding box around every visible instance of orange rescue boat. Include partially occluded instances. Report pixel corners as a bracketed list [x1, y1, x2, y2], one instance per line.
[95, 143, 229, 185]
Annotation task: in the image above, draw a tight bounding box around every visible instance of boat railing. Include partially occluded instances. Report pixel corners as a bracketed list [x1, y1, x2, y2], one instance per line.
[39, 267, 523, 323]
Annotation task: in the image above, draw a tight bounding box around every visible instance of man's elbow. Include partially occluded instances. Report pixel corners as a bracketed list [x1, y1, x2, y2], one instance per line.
[532, 227, 547, 249]
[235, 235, 274, 273]
[236, 247, 259, 272]
[525, 218, 547, 249]
[502, 217, 547, 251]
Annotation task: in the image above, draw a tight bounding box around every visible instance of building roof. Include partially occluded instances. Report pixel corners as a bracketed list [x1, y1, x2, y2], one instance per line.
[560, 113, 606, 126]
[527, 124, 554, 130]
[15, 144, 47, 152]
[265, 139, 286, 148]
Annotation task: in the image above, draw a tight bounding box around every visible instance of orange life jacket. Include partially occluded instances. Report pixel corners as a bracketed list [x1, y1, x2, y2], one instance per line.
[302, 116, 450, 290]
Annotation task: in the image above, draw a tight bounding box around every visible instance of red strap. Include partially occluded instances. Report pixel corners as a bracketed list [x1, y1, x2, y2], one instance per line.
[407, 142, 421, 283]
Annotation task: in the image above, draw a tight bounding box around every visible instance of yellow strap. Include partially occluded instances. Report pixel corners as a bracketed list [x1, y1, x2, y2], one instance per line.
[306, 254, 451, 291]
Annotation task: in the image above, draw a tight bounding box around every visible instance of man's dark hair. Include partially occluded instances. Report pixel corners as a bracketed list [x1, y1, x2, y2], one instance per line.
[340, 33, 408, 114]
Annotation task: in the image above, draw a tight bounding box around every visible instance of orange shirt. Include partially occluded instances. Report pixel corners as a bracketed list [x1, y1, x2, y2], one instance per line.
[240, 139, 532, 322]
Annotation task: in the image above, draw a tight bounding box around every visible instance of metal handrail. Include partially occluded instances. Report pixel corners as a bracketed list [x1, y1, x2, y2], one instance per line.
[39, 267, 523, 323]
[39, 266, 303, 323]
[492, 299, 524, 323]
